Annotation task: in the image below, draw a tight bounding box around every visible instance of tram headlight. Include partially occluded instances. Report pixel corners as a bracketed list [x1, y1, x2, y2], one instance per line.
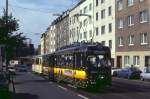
[99, 75, 104, 79]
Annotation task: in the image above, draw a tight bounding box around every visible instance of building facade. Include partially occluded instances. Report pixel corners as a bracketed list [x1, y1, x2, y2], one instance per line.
[94, 0, 116, 66]
[69, 0, 116, 66]
[40, 33, 46, 55]
[79, 0, 94, 42]
[55, 11, 70, 49]
[116, 0, 150, 69]
[69, 2, 80, 44]
[46, 25, 56, 53]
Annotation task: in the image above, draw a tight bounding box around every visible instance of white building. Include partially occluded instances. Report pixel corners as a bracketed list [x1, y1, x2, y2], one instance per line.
[69, 2, 81, 44]
[93, 0, 116, 66]
[40, 33, 46, 55]
[69, 0, 116, 66]
[79, 0, 94, 42]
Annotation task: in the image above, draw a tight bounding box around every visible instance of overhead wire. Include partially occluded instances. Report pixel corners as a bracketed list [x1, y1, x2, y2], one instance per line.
[9, 4, 43, 36]
[8, 4, 55, 14]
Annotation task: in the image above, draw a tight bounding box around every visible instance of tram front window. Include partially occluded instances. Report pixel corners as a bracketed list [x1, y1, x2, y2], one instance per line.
[87, 55, 110, 68]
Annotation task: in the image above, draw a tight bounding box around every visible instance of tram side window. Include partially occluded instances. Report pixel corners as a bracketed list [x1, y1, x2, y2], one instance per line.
[60, 55, 65, 67]
[32, 59, 34, 64]
[56, 55, 62, 67]
[75, 53, 83, 68]
[48, 56, 54, 66]
[39, 58, 42, 65]
[36, 58, 39, 64]
[69, 55, 73, 68]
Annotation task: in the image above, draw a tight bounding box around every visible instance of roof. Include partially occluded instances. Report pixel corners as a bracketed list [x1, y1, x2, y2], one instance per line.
[70, 0, 86, 11]
[55, 42, 110, 54]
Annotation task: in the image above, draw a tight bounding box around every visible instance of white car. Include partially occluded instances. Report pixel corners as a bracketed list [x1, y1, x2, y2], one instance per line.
[140, 67, 150, 81]
[111, 67, 121, 76]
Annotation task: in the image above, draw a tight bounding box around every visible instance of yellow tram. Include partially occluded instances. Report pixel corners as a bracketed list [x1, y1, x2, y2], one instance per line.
[33, 42, 112, 91]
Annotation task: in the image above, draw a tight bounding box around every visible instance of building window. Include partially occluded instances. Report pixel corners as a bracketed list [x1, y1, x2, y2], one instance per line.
[89, 30, 92, 37]
[101, 9, 105, 19]
[96, 27, 99, 36]
[108, 6, 112, 16]
[128, 35, 134, 46]
[84, 32, 87, 39]
[89, 17, 92, 24]
[96, 12, 99, 21]
[140, 33, 148, 45]
[89, 3, 92, 11]
[83, 19, 88, 26]
[77, 27, 79, 39]
[140, 0, 144, 2]
[96, 0, 99, 6]
[128, 15, 134, 26]
[80, 10, 82, 14]
[80, 22, 82, 28]
[109, 40, 112, 49]
[118, 19, 123, 29]
[117, 0, 123, 11]
[70, 18, 72, 25]
[70, 30, 72, 38]
[101, 41, 105, 46]
[80, 33, 82, 39]
[84, 6, 88, 14]
[118, 37, 123, 46]
[127, 0, 134, 6]
[101, 0, 105, 4]
[101, 25, 105, 35]
[133, 56, 140, 66]
[124, 56, 130, 66]
[140, 10, 148, 23]
[108, 23, 112, 33]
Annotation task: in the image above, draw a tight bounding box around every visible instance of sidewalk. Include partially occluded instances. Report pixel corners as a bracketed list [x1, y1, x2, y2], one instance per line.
[0, 72, 12, 99]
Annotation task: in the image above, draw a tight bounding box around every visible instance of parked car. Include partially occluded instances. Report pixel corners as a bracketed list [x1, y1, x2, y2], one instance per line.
[111, 67, 121, 76]
[18, 64, 27, 72]
[117, 67, 142, 79]
[140, 67, 150, 81]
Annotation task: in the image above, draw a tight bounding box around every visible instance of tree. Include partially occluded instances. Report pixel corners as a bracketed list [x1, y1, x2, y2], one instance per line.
[0, 10, 26, 62]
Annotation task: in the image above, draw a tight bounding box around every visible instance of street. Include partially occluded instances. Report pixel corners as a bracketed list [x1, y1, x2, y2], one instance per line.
[10, 72, 150, 99]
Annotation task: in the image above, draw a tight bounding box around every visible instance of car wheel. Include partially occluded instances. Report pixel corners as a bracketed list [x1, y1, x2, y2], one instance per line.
[140, 77, 144, 81]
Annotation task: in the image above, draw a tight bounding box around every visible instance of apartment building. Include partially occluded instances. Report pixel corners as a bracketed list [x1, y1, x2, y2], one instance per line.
[93, 0, 116, 66]
[45, 25, 56, 54]
[69, 1, 81, 44]
[55, 11, 70, 49]
[116, 0, 150, 69]
[41, 33, 46, 55]
[78, 0, 94, 42]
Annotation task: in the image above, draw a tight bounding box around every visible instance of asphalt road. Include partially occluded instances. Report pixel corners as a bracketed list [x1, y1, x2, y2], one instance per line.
[10, 72, 150, 99]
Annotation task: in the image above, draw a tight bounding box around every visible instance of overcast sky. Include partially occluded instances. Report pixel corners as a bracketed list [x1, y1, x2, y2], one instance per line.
[0, 0, 79, 48]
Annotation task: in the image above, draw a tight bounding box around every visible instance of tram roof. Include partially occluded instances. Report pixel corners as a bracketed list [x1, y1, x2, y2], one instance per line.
[55, 42, 110, 54]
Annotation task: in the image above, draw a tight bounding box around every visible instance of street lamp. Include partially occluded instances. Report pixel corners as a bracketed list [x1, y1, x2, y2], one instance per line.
[73, 13, 92, 42]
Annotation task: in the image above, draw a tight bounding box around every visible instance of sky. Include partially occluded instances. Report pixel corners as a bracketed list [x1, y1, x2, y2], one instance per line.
[0, 0, 79, 48]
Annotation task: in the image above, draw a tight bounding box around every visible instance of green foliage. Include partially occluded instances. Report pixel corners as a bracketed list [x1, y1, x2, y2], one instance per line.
[0, 9, 26, 61]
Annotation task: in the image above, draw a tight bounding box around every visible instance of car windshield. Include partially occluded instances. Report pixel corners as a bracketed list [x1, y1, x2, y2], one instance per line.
[87, 55, 111, 67]
[146, 67, 150, 73]
[130, 67, 140, 71]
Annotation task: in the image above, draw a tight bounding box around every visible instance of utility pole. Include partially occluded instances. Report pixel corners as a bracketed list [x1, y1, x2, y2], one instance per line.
[6, 0, 8, 24]
[5, 0, 8, 71]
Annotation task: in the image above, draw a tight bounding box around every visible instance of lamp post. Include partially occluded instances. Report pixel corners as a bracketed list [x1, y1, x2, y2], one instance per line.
[73, 13, 92, 43]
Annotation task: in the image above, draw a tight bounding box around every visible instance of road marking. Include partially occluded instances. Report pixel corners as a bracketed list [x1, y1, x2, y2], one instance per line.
[77, 94, 89, 99]
[58, 85, 67, 91]
[67, 84, 77, 89]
